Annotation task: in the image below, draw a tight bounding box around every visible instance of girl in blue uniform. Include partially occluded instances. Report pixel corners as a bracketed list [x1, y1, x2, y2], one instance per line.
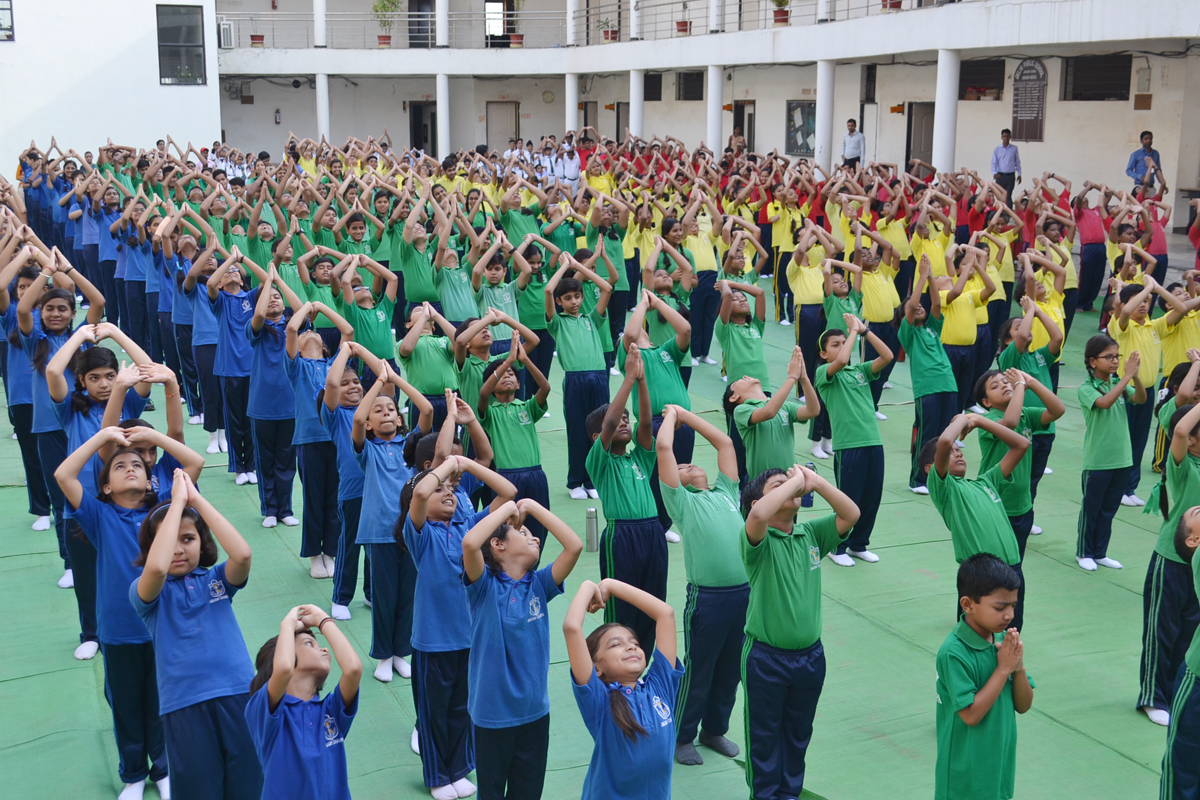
[462, 498, 583, 800]
[179, 230, 226, 455]
[154, 210, 205, 423]
[401, 455, 517, 800]
[245, 604, 362, 800]
[563, 577, 683, 800]
[351, 361, 433, 684]
[286, 300, 353, 578]
[132, 469, 264, 800]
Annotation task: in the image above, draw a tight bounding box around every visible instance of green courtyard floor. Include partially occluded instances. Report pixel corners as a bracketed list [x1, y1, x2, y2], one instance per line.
[0, 303, 1172, 799]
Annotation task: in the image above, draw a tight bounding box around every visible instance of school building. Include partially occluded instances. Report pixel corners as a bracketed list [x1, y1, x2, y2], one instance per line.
[3, 0, 1200, 222]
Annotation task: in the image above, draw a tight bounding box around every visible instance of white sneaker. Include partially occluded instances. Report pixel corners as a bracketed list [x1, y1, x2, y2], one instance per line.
[910, 485, 930, 495]
[702, 356, 718, 365]
[848, 549, 880, 563]
[690, 357, 699, 366]
[282, 515, 300, 526]
[31, 515, 51, 531]
[828, 552, 855, 567]
[393, 656, 412, 678]
[218, 430, 228, 453]
[247, 472, 258, 485]
[811, 443, 830, 460]
[1142, 706, 1171, 726]
[569, 486, 588, 500]
[1121, 494, 1144, 507]
[155, 776, 172, 800]
[1030, 524, 1043, 535]
[73, 640, 99, 660]
[58, 569, 74, 589]
[1096, 556, 1124, 569]
[874, 411, 887, 420]
[779, 319, 792, 327]
[262, 516, 278, 529]
[1077, 557, 1098, 571]
[206, 432, 220, 454]
[331, 603, 352, 620]
[411, 727, 421, 755]
[586, 488, 600, 499]
[452, 778, 477, 798]
[431, 786, 457, 800]
[373, 658, 394, 683]
[1043, 467, 1053, 475]
[665, 530, 681, 543]
[235, 472, 249, 486]
[883, 381, 894, 389]
[310, 556, 326, 579]
[609, 366, 621, 376]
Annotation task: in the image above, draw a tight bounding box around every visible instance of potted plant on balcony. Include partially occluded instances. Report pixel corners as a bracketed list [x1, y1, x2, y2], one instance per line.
[771, 0, 790, 26]
[598, 17, 618, 43]
[676, 2, 692, 35]
[882, 0, 902, 10]
[510, 0, 525, 47]
[373, 0, 402, 48]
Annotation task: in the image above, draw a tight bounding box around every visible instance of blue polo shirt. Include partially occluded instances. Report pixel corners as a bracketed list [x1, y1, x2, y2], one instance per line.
[114, 232, 128, 280]
[353, 433, 417, 545]
[19, 325, 80, 434]
[154, 251, 174, 313]
[145, 244, 161, 294]
[245, 685, 357, 800]
[72, 493, 151, 645]
[149, 452, 185, 502]
[248, 319, 294, 420]
[466, 565, 563, 728]
[171, 257, 194, 325]
[210, 288, 258, 377]
[319, 403, 365, 501]
[2, 306, 34, 406]
[74, 196, 94, 245]
[186, 281, 219, 346]
[129, 561, 255, 715]
[285, 355, 333, 445]
[403, 508, 490, 652]
[94, 207, 122, 262]
[573, 650, 684, 800]
[54, 389, 148, 515]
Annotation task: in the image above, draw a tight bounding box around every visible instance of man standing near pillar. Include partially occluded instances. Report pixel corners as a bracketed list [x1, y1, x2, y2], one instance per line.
[1126, 130, 1163, 192]
[991, 129, 1022, 201]
[841, 119, 865, 170]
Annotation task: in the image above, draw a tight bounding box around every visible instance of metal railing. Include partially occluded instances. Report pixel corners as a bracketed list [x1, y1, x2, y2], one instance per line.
[447, 10, 568, 49]
[327, 12, 436, 49]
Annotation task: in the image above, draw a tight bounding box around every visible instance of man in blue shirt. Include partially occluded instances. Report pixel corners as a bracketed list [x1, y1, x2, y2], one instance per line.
[1126, 130, 1163, 190]
[990, 128, 1022, 200]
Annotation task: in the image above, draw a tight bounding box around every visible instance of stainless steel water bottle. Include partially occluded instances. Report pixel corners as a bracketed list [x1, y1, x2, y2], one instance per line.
[586, 507, 599, 552]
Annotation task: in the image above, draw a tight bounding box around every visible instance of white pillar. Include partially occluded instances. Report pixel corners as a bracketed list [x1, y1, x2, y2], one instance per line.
[629, 69, 644, 138]
[313, 0, 327, 47]
[565, 73, 580, 133]
[708, 0, 722, 33]
[315, 73, 330, 140]
[706, 65, 723, 150]
[436, 0, 449, 47]
[436, 73, 451, 157]
[630, 0, 641, 40]
[566, 0, 578, 45]
[932, 48, 960, 174]
[814, 60, 834, 174]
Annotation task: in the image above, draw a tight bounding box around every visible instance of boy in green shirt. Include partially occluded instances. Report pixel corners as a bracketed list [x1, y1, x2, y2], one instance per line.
[1159, 506, 1200, 797]
[330, 253, 399, 386]
[935, 554, 1034, 800]
[396, 301, 459, 431]
[739, 464, 859, 800]
[816, 314, 893, 566]
[728, 347, 819, 481]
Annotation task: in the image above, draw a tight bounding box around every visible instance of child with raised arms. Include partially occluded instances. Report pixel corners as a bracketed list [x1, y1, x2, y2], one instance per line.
[728, 346, 820, 479]
[397, 301, 460, 432]
[1158, 506, 1200, 798]
[462, 498, 583, 800]
[131, 470, 263, 800]
[563, 577, 681, 800]
[655, 404, 748, 768]
[245, 604, 363, 800]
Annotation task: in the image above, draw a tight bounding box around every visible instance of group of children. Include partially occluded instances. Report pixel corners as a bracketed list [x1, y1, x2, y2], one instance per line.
[4, 130, 1200, 800]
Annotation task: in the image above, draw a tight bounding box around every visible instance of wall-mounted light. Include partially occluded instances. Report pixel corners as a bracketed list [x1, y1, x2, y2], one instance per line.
[274, 109, 281, 125]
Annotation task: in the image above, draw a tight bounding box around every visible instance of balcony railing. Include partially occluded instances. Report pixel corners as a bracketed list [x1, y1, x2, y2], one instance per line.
[217, 1, 966, 52]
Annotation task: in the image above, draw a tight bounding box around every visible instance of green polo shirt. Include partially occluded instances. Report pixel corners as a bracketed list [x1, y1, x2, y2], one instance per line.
[647, 292, 691, 352]
[997, 344, 1057, 435]
[660, 473, 748, 588]
[517, 272, 550, 331]
[936, 620, 1033, 800]
[437, 264, 478, 323]
[1078, 376, 1135, 470]
[822, 290, 862, 334]
[397, 334, 458, 395]
[548, 310, 607, 373]
[618, 340, 690, 414]
[740, 513, 845, 650]
[814, 361, 881, 451]
[393, 237, 441, 303]
[977, 408, 1048, 517]
[1156, 452, 1200, 564]
[480, 395, 545, 470]
[475, 280, 519, 340]
[1188, 555, 1200, 672]
[898, 317, 957, 399]
[586, 439, 658, 522]
[714, 316, 769, 385]
[335, 294, 396, 360]
[460, 352, 502, 416]
[586, 223, 629, 291]
[928, 465, 1020, 565]
[734, 398, 805, 479]
[302, 280, 338, 329]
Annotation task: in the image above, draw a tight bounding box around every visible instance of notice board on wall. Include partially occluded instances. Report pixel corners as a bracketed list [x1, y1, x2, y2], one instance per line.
[1011, 58, 1047, 142]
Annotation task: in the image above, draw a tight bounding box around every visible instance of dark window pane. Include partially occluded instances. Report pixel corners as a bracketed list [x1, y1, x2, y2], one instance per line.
[676, 71, 703, 101]
[1063, 55, 1131, 101]
[958, 59, 1005, 100]
[645, 73, 662, 102]
[157, 5, 206, 85]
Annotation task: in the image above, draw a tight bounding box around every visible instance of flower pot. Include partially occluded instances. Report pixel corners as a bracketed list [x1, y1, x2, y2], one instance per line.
[772, 8, 790, 26]
[675, 20, 692, 36]
[250, 34, 265, 47]
[602, 29, 618, 42]
[510, 33, 525, 48]
[377, 34, 392, 48]
[882, 0, 902, 8]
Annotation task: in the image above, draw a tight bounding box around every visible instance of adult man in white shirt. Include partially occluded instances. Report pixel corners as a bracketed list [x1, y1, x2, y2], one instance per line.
[842, 119, 865, 169]
[556, 142, 582, 195]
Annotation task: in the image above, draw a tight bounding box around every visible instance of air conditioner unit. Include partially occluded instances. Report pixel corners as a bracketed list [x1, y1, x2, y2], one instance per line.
[217, 16, 235, 49]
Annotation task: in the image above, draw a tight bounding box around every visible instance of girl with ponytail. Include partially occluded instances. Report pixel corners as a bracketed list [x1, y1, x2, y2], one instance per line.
[563, 578, 681, 800]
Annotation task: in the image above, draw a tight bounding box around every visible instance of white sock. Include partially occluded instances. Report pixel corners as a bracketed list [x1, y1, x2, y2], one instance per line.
[331, 603, 352, 620]
[282, 515, 300, 526]
[322, 554, 336, 576]
[155, 776, 171, 800]
[568, 486, 588, 500]
[57, 568, 74, 589]
[393, 655, 412, 678]
[451, 777, 477, 798]
[848, 549, 880, 562]
[218, 430, 228, 453]
[586, 487, 600, 499]
[118, 780, 146, 800]
[206, 431, 220, 453]
[1142, 706, 1170, 726]
[373, 658, 393, 683]
[74, 640, 100, 660]
[411, 727, 421, 755]
[829, 552, 855, 567]
[262, 516, 277, 528]
[431, 785, 458, 800]
[32, 515, 51, 531]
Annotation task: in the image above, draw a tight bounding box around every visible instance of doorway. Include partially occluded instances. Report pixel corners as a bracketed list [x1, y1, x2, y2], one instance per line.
[616, 102, 629, 142]
[733, 100, 755, 151]
[409, 102, 436, 156]
[906, 102, 935, 178]
[409, 0, 433, 48]
[486, 101, 520, 152]
[581, 100, 598, 131]
[860, 102, 878, 163]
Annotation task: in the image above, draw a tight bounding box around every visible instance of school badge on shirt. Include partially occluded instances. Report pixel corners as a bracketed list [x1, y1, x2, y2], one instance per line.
[518, 408, 531, 425]
[208, 578, 228, 603]
[375, 309, 386, 322]
[808, 545, 821, 570]
[324, 714, 344, 747]
[527, 596, 544, 622]
[241, 299, 251, 312]
[652, 696, 673, 726]
[981, 485, 1001, 504]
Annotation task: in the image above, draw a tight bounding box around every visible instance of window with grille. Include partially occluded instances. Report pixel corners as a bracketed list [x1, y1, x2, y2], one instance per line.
[158, 5, 206, 85]
[645, 73, 662, 102]
[0, 1, 13, 42]
[676, 71, 703, 101]
[1062, 55, 1131, 101]
[958, 59, 1005, 100]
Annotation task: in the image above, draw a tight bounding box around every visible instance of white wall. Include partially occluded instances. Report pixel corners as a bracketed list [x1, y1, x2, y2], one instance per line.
[0, 0, 221, 165]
